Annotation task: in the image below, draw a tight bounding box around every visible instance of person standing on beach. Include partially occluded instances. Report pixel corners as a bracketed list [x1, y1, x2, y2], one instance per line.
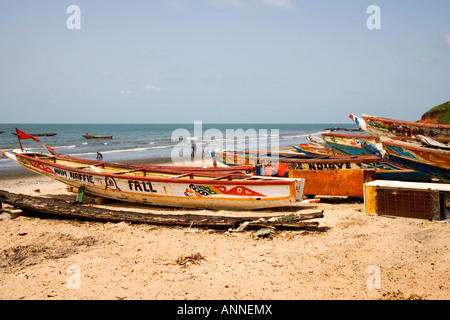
[191, 140, 196, 163]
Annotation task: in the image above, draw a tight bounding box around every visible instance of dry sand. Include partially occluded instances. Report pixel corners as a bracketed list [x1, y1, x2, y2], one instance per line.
[0, 170, 448, 300]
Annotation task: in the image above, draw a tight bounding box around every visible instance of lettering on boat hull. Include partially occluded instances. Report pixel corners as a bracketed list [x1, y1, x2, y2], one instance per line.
[288, 162, 352, 170]
[128, 180, 157, 193]
[105, 177, 120, 190]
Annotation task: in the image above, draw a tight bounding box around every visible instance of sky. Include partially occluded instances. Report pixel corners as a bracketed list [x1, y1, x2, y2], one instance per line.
[0, 0, 449, 124]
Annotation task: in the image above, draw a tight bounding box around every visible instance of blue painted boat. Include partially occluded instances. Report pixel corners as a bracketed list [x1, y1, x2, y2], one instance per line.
[378, 137, 450, 182]
[320, 133, 377, 155]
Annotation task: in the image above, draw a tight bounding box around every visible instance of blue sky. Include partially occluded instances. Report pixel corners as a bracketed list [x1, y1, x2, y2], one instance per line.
[0, 0, 449, 123]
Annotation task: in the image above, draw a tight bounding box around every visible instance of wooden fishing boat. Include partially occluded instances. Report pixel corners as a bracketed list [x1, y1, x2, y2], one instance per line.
[2, 151, 305, 210]
[82, 134, 113, 139]
[210, 149, 315, 177]
[349, 114, 450, 138]
[13, 132, 57, 136]
[307, 135, 327, 145]
[210, 148, 424, 180]
[376, 137, 450, 182]
[326, 132, 450, 155]
[229, 149, 314, 159]
[293, 143, 339, 156]
[320, 133, 375, 155]
[219, 148, 433, 181]
[0, 130, 5, 134]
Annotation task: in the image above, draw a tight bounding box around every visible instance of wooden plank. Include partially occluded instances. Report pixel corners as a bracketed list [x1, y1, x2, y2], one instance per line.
[363, 184, 378, 214]
[364, 180, 450, 191]
[0, 190, 322, 230]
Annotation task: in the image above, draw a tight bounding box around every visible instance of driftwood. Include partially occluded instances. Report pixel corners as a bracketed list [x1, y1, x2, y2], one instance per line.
[0, 190, 322, 230]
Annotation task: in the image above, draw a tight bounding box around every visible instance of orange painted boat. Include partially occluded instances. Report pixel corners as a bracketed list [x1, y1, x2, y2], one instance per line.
[290, 169, 376, 198]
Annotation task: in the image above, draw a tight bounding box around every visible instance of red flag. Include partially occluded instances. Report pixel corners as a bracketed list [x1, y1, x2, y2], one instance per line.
[15, 128, 40, 142]
[43, 144, 56, 155]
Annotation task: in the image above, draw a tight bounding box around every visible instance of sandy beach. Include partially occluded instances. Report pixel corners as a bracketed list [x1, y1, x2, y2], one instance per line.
[0, 164, 448, 300]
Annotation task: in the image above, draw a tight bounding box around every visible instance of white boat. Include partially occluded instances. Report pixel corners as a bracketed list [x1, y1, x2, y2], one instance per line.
[2, 151, 305, 210]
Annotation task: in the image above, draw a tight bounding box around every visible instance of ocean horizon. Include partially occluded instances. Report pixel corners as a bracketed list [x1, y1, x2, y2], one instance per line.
[0, 123, 359, 171]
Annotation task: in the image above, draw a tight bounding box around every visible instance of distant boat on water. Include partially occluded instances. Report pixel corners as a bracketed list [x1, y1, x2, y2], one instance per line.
[82, 134, 113, 139]
[12, 132, 57, 136]
[0, 130, 4, 134]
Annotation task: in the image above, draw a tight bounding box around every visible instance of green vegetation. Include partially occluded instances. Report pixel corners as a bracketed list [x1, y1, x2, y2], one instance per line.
[421, 101, 450, 124]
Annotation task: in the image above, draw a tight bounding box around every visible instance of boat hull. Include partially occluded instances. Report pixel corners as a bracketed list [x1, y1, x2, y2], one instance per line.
[4, 152, 304, 210]
[213, 149, 408, 171]
[380, 137, 450, 182]
[211, 149, 430, 181]
[321, 133, 375, 155]
[350, 114, 450, 138]
[82, 134, 113, 139]
[13, 132, 57, 136]
[319, 141, 372, 155]
[290, 169, 376, 197]
[293, 144, 338, 156]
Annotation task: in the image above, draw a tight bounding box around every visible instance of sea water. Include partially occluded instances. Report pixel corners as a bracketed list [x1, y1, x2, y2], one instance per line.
[0, 123, 358, 171]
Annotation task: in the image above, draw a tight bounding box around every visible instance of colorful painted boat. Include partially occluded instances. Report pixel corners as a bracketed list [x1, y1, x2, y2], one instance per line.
[293, 143, 339, 156]
[82, 134, 113, 139]
[376, 137, 450, 182]
[211, 149, 425, 180]
[13, 132, 57, 136]
[210, 149, 315, 177]
[349, 114, 450, 138]
[327, 131, 450, 155]
[2, 151, 305, 210]
[321, 132, 450, 155]
[320, 133, 375, 155]
[307, 135, 328, 145]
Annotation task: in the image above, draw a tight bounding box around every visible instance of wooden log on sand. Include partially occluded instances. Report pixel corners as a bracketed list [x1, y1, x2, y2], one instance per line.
[0, 190, 322, 230]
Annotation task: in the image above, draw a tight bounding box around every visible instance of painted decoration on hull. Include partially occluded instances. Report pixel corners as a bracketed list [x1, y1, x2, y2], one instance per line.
[184, 184, 266, 198]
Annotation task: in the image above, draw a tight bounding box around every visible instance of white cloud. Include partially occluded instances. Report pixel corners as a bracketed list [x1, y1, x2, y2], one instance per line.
[421, 56, 434, 64]
[208, 0, 294, 8]
[120, 90, 133, 97]
[144, 84, 161, 93]
[165, 0, 183, 10]
[260, 0, 294, 8]
[444, 34, 450, 46]
[208, 0, 248, 8]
